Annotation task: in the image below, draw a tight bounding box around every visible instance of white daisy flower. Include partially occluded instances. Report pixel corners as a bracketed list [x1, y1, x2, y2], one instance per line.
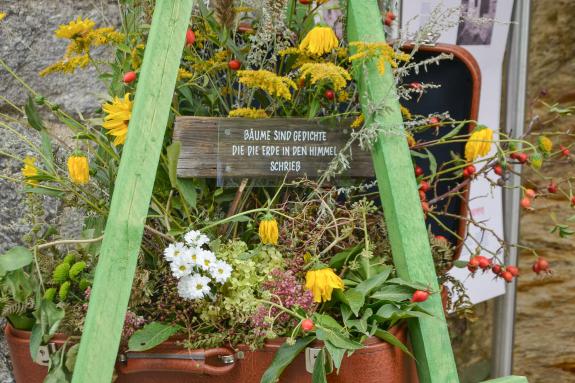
[170, 257, 193, 279]
[177, 274, 212, 300]
[184, 230, 210, 248]
[163, 242, 187, 263]
[198, 249, 217, 271]
[188, 247, 205, 268]
[209, 260, 232, 284]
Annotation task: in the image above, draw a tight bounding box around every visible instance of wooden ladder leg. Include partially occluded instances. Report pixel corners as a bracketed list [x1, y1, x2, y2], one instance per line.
[71, 1, 195, 382]
[346, 1, 459, 382]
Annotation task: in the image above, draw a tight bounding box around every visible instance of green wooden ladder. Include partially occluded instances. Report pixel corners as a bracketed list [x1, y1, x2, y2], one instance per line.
[70, 1, 528, 382]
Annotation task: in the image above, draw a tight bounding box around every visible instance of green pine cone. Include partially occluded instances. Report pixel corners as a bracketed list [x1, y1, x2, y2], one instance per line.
[62, 253, 76, 265]
[43, 287, 57, 302]
[59, 281, 71, 301]
[69, 261, 86, 280]
[52, 263, 70, 284]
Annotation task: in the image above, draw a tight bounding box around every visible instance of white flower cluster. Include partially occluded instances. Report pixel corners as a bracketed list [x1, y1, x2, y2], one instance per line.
[163, 230, 232, 300]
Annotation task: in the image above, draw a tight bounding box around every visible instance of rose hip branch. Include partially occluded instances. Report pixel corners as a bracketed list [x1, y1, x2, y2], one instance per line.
[174, 117, 374, 179]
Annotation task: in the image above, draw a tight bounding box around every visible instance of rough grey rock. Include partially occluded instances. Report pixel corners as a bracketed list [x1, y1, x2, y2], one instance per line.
[0, 0, 121, 114]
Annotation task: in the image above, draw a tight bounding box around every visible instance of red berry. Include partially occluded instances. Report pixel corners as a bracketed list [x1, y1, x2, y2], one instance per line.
[324, 89, 335, 100]
[571, 196, 575, 206]
[520, 197, 531, 209]
[123, 71, 137, 84]
[301, 318, 314, 331]
[510, 152, 519, 160]
[411, 290, 429, 303]
[464, 165, 476, 178]
[299, 0, 312, 4]
[548, 181, 558, 193]
[467, 257, 480, 273]
[560, 145, 570, 157]
[494, 164, 503, 176]
[501, 271, 513, 283]
[414, 165, 424, 177]
[476, 256, 490, 270]
[386, 11, 396, 21]
[534, 258, 550, 274]
[186, 29, 196, 46]
[435, 235, 448, 243]
[507, 265, 519, 277]
[516, 152, 528, 164]
[419, 181, 430, 192]
[429, 117, 440, 125]
[524, 189, 536, 199]
[492, 264, 502, 275]
[410, 82, 422, 90]
[228, 59, 241, 70]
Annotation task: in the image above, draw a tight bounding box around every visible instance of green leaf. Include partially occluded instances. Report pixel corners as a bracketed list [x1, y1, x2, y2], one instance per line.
[315, 328, 363, 350]
[343, 289, 364, 317]
[424, 148, 437, 182]
[374, 328, 413, 359]
[370, 284, 413, 302]
[25, 96, 45, 131]
[166, 141, 181, 188]
[0, 246, 33, 275]
[375, 304, 401, 320]
[329, 244, 363, 269]
[4, 269, 35, 302]
[312, 348, 328, 383]
[308, 98, 320, 118]
[177, 178, 197, 209]
[313, 313, 343, 330]
[39, 130, 55, 173]
[261, 336, 315, 383]
[453, 260, 469, 268]
[128, 322, 182, 351]
[387, 278, 428, 291]
[439, 121, 466, 142]
[355, 266, 392, 296]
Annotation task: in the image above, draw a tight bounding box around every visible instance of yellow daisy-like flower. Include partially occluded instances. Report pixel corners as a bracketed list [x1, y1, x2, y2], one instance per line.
[305, 267, 344, 303]
[258, 214, 279, 245]
[0, 12, 7, 22]
[229, 108, 269, 119]
[237, 70, 297, 100]
[299, 62, 351, 92]
[299, 26, 339, 56]
[465, 127, 494, 161]
[39, 54, 90, 77]
[538, 136, 553, 154]
[67, 154, 90, 185]
[22, 156, 38, 185]
[406, 133, 416, 148]
[102, 94, 133, 146]
[351, 114, 365, 129]
[55, 17, 96, 39]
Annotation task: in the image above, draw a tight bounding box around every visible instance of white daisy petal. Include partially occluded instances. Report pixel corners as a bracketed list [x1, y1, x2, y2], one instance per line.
[209, 260, 232, 284]
[184, 230, 210, 248]
[177, 274, 212, 300]
[170, 257, 193, 279]
[199, 249, 217, 271]
[163, 242, 187, 263]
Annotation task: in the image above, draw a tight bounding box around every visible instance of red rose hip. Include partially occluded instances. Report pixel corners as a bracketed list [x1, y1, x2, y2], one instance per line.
[301, 318, 314, 331]
[411, 290, 429, 303]
[186, 29, 196, 46]
[123, 71, 137, 84]
[228, 59, 241, 70]
[324, 89, 335, 100]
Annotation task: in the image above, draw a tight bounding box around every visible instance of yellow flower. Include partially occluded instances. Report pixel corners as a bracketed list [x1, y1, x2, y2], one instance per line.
[400, 105, 412, 120]
[237, 70, 297, 100]
[39, 54, 90, 77]
[299, 26, 339, 56]
[55, 17, 96, 39]
[0, 12, 6, 22]
[299, 63, 351, 92]
[530, 152, 543, 169]
[229, 108, 269, 119]
[351, 114, 364, 129]
[538, 136, 553, 154]
[465, 127, 494, 161]
[258, 215, 279, 245]
[406, 133, 416, 147]
[349, 42, 410, 75]
[305, 267, 344, 303]
[67, 154, 90, 185]
[177, 68, 194, 80]
[102, 94, 132, 146]
[22, 156, 38, 185]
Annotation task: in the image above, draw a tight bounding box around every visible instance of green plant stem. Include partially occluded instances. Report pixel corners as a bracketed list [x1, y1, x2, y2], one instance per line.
[36, 235, 105, 250]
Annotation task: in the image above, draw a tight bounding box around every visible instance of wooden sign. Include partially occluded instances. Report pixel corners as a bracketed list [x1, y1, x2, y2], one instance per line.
[173, 117, 374, 179]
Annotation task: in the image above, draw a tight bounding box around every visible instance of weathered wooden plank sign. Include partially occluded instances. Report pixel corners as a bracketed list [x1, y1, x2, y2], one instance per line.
[174, 117, 374, 179]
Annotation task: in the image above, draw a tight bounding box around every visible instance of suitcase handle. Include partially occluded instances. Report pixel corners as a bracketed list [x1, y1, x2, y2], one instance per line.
[118, 347, 236, 376]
